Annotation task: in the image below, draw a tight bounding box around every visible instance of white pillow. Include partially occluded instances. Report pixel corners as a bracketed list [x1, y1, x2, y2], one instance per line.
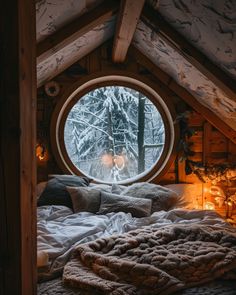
[164, 183, 203, 209]
[89, 183, 112, 193]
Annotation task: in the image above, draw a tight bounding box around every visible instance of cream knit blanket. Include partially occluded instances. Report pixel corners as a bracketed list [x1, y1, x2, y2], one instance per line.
[63, 224, 236, 294]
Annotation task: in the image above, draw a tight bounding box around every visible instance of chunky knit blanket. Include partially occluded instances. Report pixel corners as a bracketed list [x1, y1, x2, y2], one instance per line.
[63, 224, 236, 295]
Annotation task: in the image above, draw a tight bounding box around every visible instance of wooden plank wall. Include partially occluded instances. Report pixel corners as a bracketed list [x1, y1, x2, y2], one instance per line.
[37, 41, 236, 218]
[186, 112, 236, 217]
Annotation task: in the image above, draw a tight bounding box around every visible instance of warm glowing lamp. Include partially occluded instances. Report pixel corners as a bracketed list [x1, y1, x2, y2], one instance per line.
[36, 143, 46, 161]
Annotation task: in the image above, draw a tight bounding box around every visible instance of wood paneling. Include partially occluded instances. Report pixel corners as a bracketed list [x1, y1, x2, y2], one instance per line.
[228, 142, 236, 162]
[0, 1, 36, 294]
[203, 122, 212, 163]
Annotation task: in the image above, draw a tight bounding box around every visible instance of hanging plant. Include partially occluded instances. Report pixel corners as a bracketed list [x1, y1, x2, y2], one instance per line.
[187, 160, 236, 184]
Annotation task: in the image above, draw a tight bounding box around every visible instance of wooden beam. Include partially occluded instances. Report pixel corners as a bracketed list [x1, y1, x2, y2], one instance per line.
[37, 0, 119, 64]
[112, 0, 145, 63]
[130, 46, 236, 144]
[141, 5, 236, 101]
[0, 0, 36, 294]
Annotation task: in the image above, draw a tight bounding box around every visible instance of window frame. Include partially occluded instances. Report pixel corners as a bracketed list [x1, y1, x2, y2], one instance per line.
[50, 72, 179, 184]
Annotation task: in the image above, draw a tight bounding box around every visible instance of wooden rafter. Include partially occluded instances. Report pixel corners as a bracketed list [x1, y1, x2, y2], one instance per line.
[112, 0, 145, 63]
[130, 46, 236, 144]
[37, 0, 119, 64]
[141, 4, 236, 101]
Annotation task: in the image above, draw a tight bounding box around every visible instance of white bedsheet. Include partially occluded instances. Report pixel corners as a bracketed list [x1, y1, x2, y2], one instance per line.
[37, 205, 230, 280]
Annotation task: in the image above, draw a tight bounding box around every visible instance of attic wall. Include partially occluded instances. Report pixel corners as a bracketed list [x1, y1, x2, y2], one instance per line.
[37, 42, 236, 217]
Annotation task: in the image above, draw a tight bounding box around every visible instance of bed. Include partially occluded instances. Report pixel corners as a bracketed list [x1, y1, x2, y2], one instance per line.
[37, 175, 236, 294]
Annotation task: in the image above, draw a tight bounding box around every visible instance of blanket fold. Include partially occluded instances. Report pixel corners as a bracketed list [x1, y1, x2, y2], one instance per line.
[63, 224, 236, 294]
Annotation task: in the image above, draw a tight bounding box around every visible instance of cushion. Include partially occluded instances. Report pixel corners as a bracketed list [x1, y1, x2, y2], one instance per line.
[120, 182, 182, 213]
[66, 186, 101, 213]
[36, 181, 47, 199]
[89, 183, 113, 193]
[48, 174, 91, 186]
[37, 175, 90, 209]
[164, 183, 203, 209]
[98, 191, 152, 217]
[111, 183, 126, 195]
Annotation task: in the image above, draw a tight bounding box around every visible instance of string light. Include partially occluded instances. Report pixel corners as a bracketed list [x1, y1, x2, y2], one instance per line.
[204, 201, 215, 210]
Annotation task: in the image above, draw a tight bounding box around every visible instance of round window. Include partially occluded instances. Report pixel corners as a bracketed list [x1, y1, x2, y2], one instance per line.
[64, 86, 165, 183]
[51, 74, 177, 184]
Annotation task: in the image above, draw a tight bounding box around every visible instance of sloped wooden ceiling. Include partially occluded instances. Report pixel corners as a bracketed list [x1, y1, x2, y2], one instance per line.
[133, 21, 236, 130]
[37, 0, 118, 86]
[36, 0, 236, 140]
[36, 0, 104, 42]
[147, 0, 236, 79]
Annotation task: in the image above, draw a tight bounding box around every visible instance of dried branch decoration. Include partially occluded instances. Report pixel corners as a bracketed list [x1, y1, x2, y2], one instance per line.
[187, 161, 236, 184]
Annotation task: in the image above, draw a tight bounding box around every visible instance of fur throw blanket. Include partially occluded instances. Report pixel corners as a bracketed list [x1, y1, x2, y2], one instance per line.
[63, 224, 236, 295]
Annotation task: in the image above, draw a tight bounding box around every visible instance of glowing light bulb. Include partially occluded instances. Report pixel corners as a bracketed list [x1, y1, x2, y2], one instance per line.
[204, 202, 215, 210]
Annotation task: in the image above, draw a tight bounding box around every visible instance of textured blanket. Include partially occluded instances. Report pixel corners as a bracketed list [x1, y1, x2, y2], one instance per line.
[63, 224, 236, 295]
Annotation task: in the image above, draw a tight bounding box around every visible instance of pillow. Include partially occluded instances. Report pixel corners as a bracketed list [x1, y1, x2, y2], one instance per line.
[48, 174, 91, 186]
[120, 182, 181, 213]
[36, 181, 47, 199]
[37, 175, 90, 209]
[89, 183, 113, 193]
[66, 186, 101, 213]
[164, 183, 203, 209]
[111, 183, 126, 195]
[98, 191, 152, 217]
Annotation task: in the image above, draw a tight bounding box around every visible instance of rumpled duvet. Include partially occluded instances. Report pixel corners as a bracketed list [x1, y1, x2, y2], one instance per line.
[63, 223, 236, 295]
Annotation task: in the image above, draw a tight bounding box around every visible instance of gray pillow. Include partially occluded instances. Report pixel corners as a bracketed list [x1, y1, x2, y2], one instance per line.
[66, 186, 101, 213]
[48, 174, 91, 186]
[37, 175, 90, 209]
[111, 183, 126, 195]
[89, 183, 112, 193]
[36, 181, 47, 200]
[120, 182, 180, 213]
[98, 191, 152, 217]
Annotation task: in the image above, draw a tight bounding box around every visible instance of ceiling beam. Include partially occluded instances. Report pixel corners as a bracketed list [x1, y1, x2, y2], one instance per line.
[130, 46, 236, 144]
[37, 0, 119, 64]
[112, 0, 145, 63]
[141, 5, 236, 101]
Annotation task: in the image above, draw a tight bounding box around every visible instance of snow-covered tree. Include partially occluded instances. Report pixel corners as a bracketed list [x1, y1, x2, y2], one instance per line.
[64, 86, 165, 182]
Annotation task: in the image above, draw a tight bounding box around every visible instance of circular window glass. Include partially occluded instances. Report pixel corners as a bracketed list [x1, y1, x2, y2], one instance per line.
[64, 86, 166, 183]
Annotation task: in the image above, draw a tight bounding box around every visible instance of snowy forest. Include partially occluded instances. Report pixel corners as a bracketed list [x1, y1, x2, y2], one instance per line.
[64, 86, 165, 183]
